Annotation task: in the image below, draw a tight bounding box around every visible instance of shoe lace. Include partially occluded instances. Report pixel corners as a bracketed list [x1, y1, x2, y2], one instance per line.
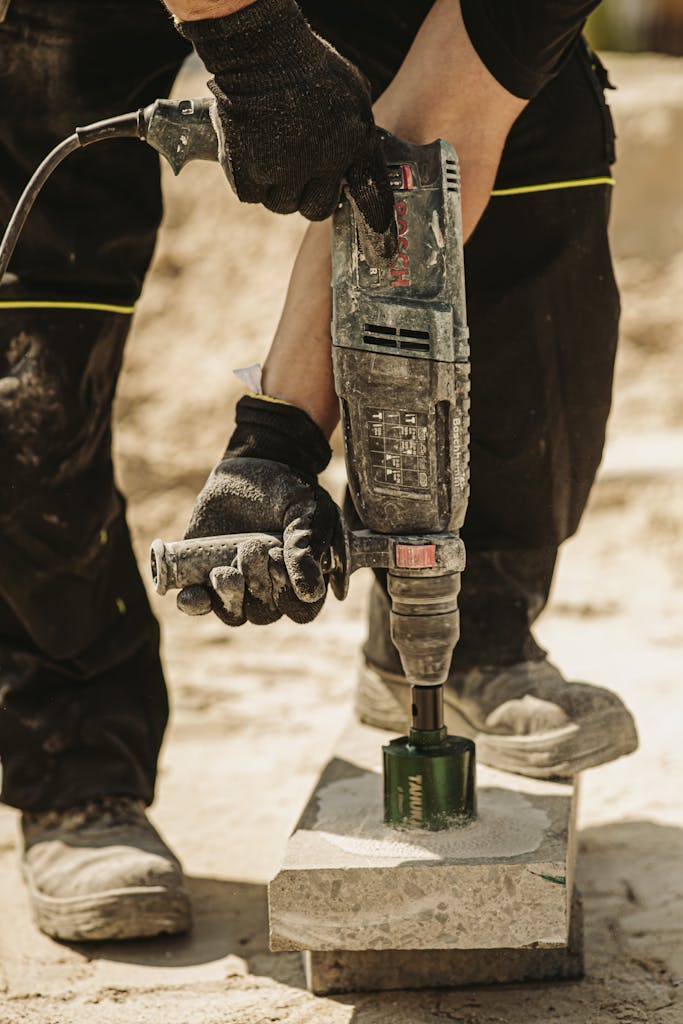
[24, 795, 146, 833]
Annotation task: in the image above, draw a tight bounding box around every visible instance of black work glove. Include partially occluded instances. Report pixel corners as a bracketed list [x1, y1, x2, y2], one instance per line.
[178, 395, 341, 626]
[178, 0, 397, 265]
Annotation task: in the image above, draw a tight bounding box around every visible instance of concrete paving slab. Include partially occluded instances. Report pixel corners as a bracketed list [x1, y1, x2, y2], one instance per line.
[304, 892, 584, 994]
[269, 721, 578, 953]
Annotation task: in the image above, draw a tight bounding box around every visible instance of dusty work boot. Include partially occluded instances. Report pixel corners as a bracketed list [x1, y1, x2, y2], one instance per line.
[356, 657, 639, 778]
[21, 796, 191, 941]
[358, 558, 638, 778]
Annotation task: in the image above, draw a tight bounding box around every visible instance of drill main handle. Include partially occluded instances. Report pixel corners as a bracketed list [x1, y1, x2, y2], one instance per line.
[141, 98, 219, 175]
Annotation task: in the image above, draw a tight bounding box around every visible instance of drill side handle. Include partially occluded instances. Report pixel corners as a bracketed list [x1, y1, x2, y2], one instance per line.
[151, 529, 463, 607]
[151, 531, 464, 591]
[150, 532, 347, 598]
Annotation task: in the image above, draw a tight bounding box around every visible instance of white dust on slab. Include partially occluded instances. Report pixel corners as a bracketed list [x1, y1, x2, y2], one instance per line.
[310, 769, 549, 862]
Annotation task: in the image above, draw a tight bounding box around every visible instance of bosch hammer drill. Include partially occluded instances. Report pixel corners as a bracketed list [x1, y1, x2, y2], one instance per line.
[0, 98, 476, 831]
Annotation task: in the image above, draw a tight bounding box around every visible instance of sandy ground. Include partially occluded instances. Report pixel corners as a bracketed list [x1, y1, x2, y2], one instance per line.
[1, 53, 682, 1024]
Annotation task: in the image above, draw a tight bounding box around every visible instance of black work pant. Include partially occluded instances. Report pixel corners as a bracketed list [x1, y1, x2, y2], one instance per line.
[0, 0, 619, 810]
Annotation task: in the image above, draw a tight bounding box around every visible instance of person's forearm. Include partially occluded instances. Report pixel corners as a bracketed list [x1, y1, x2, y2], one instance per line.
[260, 0, 527, 433]
[374, 0, 526, 240]
[261, 221, 338, 438]
[164, 0, 255, 22]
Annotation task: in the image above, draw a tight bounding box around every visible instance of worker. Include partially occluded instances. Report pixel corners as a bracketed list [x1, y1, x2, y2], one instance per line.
[0, 0, 638, 943]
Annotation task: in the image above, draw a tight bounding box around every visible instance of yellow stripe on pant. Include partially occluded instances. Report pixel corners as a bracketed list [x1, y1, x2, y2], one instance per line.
[0, 176, 617, 315]
[0, 300, 135, 314]
[491, 176, 615, 197]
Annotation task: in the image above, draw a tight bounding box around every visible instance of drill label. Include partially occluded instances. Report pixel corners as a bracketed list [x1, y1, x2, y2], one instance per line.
[367, 407, 430, 492]
[390, 199, 410, 287]
[452, 412, 469, 498]
[408, 776, 424, 824]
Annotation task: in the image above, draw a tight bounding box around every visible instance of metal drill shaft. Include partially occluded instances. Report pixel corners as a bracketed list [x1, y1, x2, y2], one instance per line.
[411, 684, 444, 732]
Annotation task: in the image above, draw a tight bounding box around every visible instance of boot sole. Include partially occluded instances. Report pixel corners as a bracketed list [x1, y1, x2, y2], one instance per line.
[356, 663, 639, 778]
[23, 866, 192, 942]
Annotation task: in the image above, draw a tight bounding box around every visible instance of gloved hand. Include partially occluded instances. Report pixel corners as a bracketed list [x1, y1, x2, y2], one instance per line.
[178, 395, 341, 626]
[178, 0, 397, 266]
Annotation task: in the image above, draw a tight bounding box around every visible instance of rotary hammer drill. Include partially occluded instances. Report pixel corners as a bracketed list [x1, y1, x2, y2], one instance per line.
[0, 98, 476, 830]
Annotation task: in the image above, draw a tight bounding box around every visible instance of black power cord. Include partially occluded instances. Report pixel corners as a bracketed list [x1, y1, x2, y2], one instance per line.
[0, 111, 143, 283]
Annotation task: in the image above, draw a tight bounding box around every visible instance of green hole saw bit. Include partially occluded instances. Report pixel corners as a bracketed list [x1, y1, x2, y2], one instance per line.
[0, 97, 476, 831]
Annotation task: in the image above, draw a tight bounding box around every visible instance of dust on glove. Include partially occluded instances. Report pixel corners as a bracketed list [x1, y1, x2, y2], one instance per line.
[178, 0, 397, 265]
[178, 395, 341, 626]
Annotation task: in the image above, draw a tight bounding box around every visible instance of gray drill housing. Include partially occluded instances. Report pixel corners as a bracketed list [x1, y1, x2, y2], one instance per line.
[332, 133, 470, 685]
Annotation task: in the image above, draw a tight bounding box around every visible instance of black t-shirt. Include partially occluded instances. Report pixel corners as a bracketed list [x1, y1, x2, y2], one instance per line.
[460, 0, 602, 98]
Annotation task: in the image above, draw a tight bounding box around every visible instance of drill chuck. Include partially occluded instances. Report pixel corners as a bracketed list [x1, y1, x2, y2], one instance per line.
[387, 570, 460, 686]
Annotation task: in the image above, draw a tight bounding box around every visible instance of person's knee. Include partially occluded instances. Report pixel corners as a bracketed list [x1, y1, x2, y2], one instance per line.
[0, 315, 122, 515]
[0, 329, 70, 497]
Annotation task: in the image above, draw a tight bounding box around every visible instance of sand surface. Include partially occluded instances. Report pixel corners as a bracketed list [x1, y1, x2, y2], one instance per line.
[1, 53, 682, 1024]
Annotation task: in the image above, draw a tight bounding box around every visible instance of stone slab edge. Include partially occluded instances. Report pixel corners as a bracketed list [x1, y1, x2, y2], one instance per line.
[303, 891, 584, 995]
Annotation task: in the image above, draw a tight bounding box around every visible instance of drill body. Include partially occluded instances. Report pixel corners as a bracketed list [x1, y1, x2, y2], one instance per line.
[331, 134, 476, 829]
[332, 133, 469, 690]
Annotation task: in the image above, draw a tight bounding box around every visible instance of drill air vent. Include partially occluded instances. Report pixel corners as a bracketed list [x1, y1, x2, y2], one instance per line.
[362, 323, 431, 353]
[445, 157, 459, 193]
